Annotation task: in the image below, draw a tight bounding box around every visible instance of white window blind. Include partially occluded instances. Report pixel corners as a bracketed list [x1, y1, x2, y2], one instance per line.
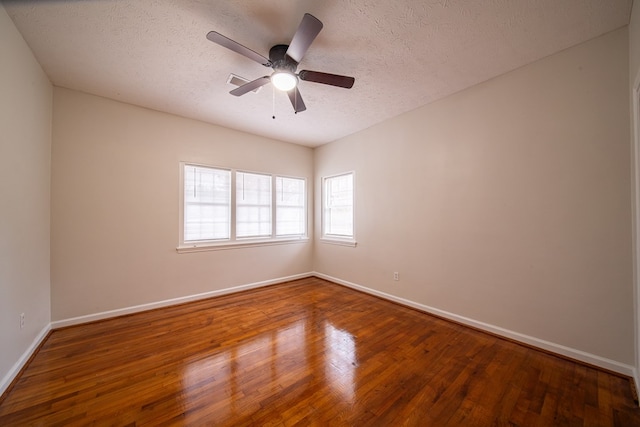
[323, 173, 354, 237]
[276, 177, 306, 236]
[184, 165, 231, 241]
[236, 172, 272, 238]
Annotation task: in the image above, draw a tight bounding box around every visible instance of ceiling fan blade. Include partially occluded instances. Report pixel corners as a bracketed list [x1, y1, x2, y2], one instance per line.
[287, 88, 307, 113]
[230, 76, 271, 96]
[286, 14, 323, 63]
[298, 70, 355, 89]
[207, 31, 272, 67]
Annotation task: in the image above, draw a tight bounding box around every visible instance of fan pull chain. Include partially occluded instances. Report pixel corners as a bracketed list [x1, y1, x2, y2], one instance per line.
[272, 85, 276, 119]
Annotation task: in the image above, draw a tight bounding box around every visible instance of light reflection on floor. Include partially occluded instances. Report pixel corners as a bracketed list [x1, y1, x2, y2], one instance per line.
[324, 322, 356, 403]
[183, 351, 232, 420]
[181, 320, 309, 420]
[180, 314, 360, 421]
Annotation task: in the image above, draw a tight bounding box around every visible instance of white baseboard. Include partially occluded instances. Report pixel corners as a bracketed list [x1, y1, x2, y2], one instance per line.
[0, 323, 51, 397]
[51, 272, 314, 329]
[313, 272, 637, 378]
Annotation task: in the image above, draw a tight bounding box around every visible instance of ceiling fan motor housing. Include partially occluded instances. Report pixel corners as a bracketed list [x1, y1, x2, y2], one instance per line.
[269, 44, 298, 72]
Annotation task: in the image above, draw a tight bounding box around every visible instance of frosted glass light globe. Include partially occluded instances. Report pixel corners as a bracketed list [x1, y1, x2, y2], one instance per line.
[271, 71, 298, 92]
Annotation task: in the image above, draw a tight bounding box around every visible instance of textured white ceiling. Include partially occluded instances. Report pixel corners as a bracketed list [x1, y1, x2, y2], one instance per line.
[3, 0, 633, 146]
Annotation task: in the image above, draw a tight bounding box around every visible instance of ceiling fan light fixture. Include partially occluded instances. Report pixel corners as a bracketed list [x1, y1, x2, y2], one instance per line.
[271, 71, 298, 92]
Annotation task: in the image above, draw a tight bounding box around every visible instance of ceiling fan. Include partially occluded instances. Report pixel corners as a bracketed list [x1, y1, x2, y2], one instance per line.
[206, 13, 355, 114]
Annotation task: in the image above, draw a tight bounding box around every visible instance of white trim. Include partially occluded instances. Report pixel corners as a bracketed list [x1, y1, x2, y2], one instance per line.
[177, 236, 309, 253]
[51, 272, 313, 329]
[319, 237, 357, 247]
[0, 323, 51, 397]
[313, 272, 636, 377]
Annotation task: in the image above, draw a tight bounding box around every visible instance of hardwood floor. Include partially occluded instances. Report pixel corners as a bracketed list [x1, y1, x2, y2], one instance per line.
[1, 277, 639, 426]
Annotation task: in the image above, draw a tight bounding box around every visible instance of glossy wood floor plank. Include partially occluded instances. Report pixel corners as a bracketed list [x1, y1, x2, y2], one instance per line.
[1, 277, 639, 426]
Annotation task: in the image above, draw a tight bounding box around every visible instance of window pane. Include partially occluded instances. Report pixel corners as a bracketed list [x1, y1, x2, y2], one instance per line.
[324, 173, 353, 237]
[184, 165, 230, 241]
[276, 177, 306, 236]
[236, 172, 272, 238]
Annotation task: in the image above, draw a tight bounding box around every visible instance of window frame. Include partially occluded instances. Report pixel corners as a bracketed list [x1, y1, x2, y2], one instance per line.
[182, 164, 232, 243]
[275, 175, 307, 238]
[235, 170, 273, 239]
[178, 162, 308, 253]
[321, 171, 357, 247]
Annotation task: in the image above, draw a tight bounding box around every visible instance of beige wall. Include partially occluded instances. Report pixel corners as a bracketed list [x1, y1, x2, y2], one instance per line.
[315, 28, 633, 365]
[0, 5, 52, 388]
[51, 88, 314, 320]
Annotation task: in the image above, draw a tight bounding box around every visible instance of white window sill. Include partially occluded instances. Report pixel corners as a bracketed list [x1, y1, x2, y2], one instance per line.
[177, 237, 309, 253]
[319, 237, 357, 247]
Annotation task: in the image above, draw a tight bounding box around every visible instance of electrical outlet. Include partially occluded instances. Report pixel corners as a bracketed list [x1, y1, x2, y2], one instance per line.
[393, 272, 399, 281]
[20, 313, 25, 329]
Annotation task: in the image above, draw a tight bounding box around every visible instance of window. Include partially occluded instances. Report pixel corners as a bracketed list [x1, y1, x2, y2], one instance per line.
[183, 165, 231, 242]
[276, 177, 306, 236]
[179, 163, 307, 251]
[322, 172, 354, 243]
[236, 172, 272, 238]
